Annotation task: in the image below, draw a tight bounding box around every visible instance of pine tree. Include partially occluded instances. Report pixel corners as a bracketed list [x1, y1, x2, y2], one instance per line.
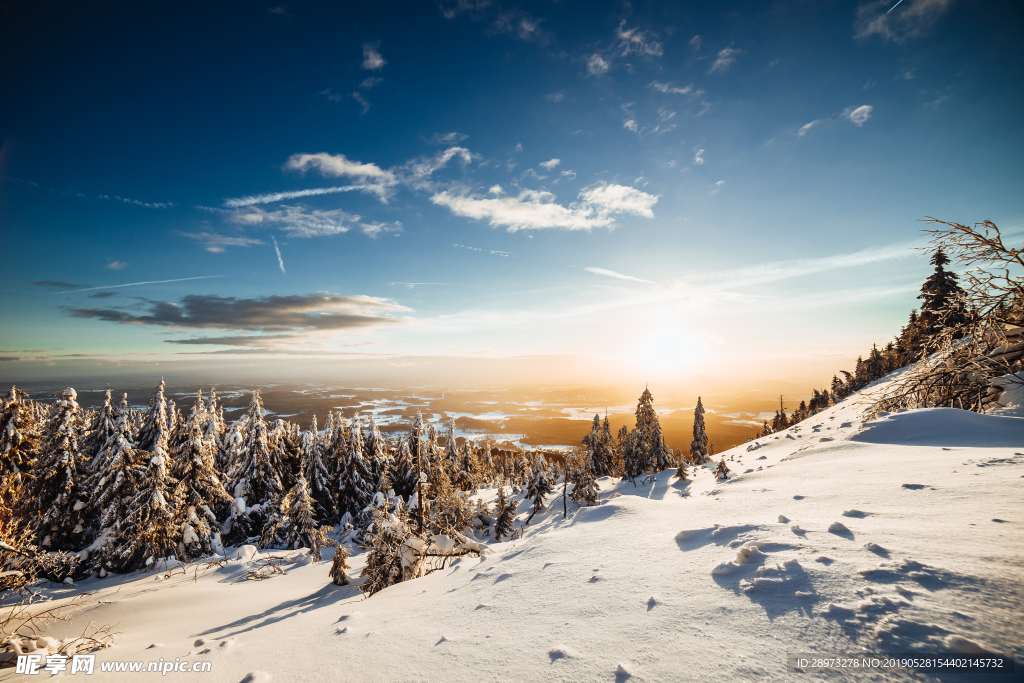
[429, 467, 468, 535]
[918, 247, 968, 340]
[492, 485, 518, 541]
[87, 388, 117, 461]
[329, 545, 351, 585]
[359, 504, 418, 597]
[29, 388, 89, 551]
[171, 391, 231, 558]
[651, 417, 671, 472]
[203, 386, 226, 449]
[0, 386, 40, 521]
[524, 455, 553, 521]
[114, 452, 179, 571]
[389, 439, 416, 499]
[88, 393, 142, 569]
[337, 423, 373, 522]
[136, 379, 171, 454]
[223, 391, 285, 545]
[263, 475, 332, 559]
[569, 448, 599, 506]
[363, 416, 390, 492]
[714, 458, 730, 481]
[300, 415, 336, 523]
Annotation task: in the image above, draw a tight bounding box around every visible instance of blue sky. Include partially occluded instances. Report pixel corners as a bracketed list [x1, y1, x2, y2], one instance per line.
[1, 0, 1021, 386]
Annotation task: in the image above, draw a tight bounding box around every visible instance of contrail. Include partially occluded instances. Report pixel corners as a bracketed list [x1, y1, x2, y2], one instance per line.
[886, 0, 905, 12]
[223, 185, 365, 208]
[57, 275, 225, 294]
[272, 237, 286, 275]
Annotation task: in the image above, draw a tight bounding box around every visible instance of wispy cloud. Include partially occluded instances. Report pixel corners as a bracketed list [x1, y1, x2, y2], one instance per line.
[177, 232, 265, 253]
[623, 119, 639, 133]
[855, 0, 954, 42]
[361, 42, 386, 70]
[105, 261, 127, 270]
[539, 158, 560, 170]
[34, 280, 86, 289]
[844, 104, 874, 126]
[272, 236, 286, 274]
[710, 47, 744, 73]
[98, 194, 175, 209]
[798, 120, 821, 136]
[545, 91, 565, 103]
[351, 91, 371, 114]
[66, 291, 410, 331]
[284, 152, 397, 201]
[693, 149, 705, 165]
[587, 54, 609, 76]
[430, 131, 468, 145]
[585, 267, 653, 284]
[649, 80, 693, 95]
[360, 76, 383, 89]
[430, 182, 658, 232]
[223, 185, 365, 208]
[690, 35, 702, 50]
[453, 243, 513, 257]
[227, 205, 397, 239]
[616, 21, 662, 57]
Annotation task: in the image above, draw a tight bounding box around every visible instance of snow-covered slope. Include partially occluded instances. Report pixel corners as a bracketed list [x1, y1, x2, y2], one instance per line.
[5, 380, 1023, 682]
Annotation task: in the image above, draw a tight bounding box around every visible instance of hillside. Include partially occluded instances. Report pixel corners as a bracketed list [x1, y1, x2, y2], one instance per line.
[4, 374, 1023, 682]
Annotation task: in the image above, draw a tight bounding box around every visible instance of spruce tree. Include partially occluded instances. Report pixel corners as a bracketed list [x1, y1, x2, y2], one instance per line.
[171, 391, 231, 558]
[389, 439, 416, 499]
[87, 388, 117, 461]
[0, 386, 40, 522]
[714, 458, 731, 481]
[359, 504, 417, 596]
[492, 485, 517, 541]
[223, 391, 285, 544]
[136, 379, 171, 454]
[570, 448, 599, 506]
[300, 415, 336, 523]
[88, 394, 141, 569]
[918, 248, 968, 339]
[524, 456, 553, 521]
[329, 545, 352, 585]
[690, 396, 709, 465]
[30, 389, 89, 551]
[115, 452, 179, 571]
[263, 475, 332, 559]
[337, 424, 373, 522]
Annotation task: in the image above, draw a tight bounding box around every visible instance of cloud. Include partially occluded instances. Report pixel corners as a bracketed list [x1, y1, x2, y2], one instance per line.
[89, 291, 116, 298]
[798, 120, 820, 136]
[710, 47, 744, 73]
[690, 35, 701, 49]
[430, 131, 468, 145]
[351, 91, 371, 114]
[584, 267, 653, 284]
[105, 261, 127, 270]
[223, 185, 365, 208]
[98, 194, 174, 209]
[284, 152, 397, 201]
[52, 276, 225, 294]
[227, 205, 396, 239]
[271, 237, 286, 275]
[855, 0, 954, 42]
[587, 54, 609, 76]
[545, 91, 565, 103]
[360, 76, 383, 89]
[538, 158, 560, 170]
[402, 147, 476, 188]
[453, 243, 513, 257]
[439, 0, 493, 20]
[521, 168, 546, 181]
[178, 231, 265, 252]
[649, 80, 693, 95]
[267, 5, 289, 16]
[430, 182, 658, 232]
[845, 105, 874, 126]
[166, 334, 295, 346]
[493, 11, 552, 44]
[66, 292, 411, 332]
[34, 280, 85, 289]
[617, 21, 662, 57]
[0, 357, 19, 362]
[623, 119, 639, 133]
[693, 149, 705, 165]
[361, 42, 386, 70]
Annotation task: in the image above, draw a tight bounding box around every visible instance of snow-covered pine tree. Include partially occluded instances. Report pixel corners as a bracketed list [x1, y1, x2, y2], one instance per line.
[443, 418, 460, 476]
[202, 386, 226, 449]
[429, 466, 468, 536]
[87, 388, 117, 461]
[570, 447, 599, 506]
[171, 390, 231, 559]
[337, 424, 373, 522]
[492, 484, 517, 541]
[581, 414, 601, 470]
[714, 458, 730, 481]
[218, 415, 246, 475]
[29, 388, 89, 551]
[269, 418, 300, 492]
[0, 386, 40, 521]
[689, 396, 710, 464]
[524, 455, 553, 521]
[263, 474, 332, 559]
[136, 379, 171, 454]
[114, 452, 179, 571]
[362, 416, 391, 492]
[651, 417, 671, 472]
[329, 545, 351, 585]
[300, 415, 336, 523]
[166, 399, 179, 440]
[359, 504, 418, 597]
[389, 438, 416, 499]
[918, 247, 968, 341]
[222, 391, 285, 545]
[455, 441, 475, 491]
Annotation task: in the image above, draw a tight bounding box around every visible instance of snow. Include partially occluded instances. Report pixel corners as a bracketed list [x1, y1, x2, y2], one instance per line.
[9, 374, 1024, 681]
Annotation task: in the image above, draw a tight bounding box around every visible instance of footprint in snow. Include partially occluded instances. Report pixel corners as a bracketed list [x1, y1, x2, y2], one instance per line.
[901, 484, 928, 490]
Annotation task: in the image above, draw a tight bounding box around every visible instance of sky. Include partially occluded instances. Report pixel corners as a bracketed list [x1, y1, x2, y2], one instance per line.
[1, 0, 1022, 388]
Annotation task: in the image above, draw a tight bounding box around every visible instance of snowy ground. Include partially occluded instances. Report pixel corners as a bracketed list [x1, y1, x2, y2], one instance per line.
[4, 378, 1023, 682]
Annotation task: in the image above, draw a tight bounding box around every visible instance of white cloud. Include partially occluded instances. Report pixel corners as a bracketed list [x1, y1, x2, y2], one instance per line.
[649, 80, 693, 95]
[488, 184, 504, 195]
[351, 91, 371, 114]
[284, 152, 397, 201]
[362, 42, 386, 70]
[539, 158, 560, 170]
[616, 21, 663, 57]
[402, 147, 476, 190]
[855, 0, 954, 42]
[693, 149, 705, 165]
[228, 205, 398, 239]
[514, 142, 523, 152]
[585, 267, 653, 284]
[521, 168, 546, 181]
[690, 35, 701, 49]
[623, 119, 639, 133]
[710, 47, 744, 73]
[179, 232, 265, 253]
[845, 105, 874, 126]
[430, 131, 468, 145]
[105, 261, 127, 270]
[360, 76, 383, 89]
[561, 170, 576, 180]
[587, 54, 609, 75]
[545, 91, 565, 102]
[272, 236, 286, 275]
[223, 185, 363, 208]
[798, 120, 820, 136]
[430, 182, 658, 232]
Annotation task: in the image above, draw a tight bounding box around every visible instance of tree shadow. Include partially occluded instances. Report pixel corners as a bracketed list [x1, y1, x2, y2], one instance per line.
[195, 584, 356, 639]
